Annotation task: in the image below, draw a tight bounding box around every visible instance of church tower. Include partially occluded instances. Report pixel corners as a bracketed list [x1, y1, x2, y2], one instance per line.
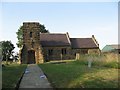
[20, 22, 43, 64]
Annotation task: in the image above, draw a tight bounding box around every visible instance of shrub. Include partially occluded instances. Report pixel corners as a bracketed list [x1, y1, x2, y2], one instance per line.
[103, 62, 118, 68]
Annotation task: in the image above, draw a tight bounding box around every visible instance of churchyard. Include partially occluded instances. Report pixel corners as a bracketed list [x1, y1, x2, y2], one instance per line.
[2, 53, 119, 88]
[39, 53, 119, 88]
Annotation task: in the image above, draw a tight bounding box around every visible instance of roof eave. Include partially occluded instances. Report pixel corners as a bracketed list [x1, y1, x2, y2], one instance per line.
[71, 47, 99, 49]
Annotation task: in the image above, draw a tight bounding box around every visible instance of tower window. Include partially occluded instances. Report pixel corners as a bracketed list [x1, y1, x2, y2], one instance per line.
[30, 32, 32, 37]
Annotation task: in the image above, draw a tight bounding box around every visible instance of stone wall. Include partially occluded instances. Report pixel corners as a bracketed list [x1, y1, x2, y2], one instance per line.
[20, 22, 43, 64]
[20, 45, 28, 64]
[71, 49, 88, 60]
[88, 48, 101, 55]
[42, 47, 101, 61]
[42, 46, 73, 61]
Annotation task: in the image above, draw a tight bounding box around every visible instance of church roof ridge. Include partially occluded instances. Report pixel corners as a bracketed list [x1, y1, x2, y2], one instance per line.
[40, 33, 66, 34]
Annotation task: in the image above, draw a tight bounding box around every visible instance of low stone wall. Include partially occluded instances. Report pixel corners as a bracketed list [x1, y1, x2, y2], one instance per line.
[88, 49, 101, 55]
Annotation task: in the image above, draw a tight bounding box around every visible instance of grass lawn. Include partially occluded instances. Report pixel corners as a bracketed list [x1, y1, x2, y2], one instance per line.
[39, 60, 119, 88]
[0, 66, 2, 89]
[2, 64, 27, 88]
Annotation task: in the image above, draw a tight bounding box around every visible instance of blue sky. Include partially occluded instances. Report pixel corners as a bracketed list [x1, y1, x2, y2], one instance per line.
[0, 1, 118, 52]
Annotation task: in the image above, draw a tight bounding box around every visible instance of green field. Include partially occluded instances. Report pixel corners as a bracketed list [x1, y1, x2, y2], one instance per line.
[39, 60, 119, 88]
[2, 64, 27, 88]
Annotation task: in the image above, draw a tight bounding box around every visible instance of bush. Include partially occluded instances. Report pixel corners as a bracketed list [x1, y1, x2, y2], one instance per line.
[103, 62, 118, 68]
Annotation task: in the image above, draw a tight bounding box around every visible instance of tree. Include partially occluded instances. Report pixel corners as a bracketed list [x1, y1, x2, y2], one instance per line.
[16, 26, 23, 48]
[16, 24, 49, 48]
[40, 24, 49, 33]
[1, 41, 15, 63]
[0, 42, 2, 61]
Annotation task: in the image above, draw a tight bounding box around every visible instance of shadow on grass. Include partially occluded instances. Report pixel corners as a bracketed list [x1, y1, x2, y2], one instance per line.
[2, 64, 27, 88]
[67, 67, 118, 88]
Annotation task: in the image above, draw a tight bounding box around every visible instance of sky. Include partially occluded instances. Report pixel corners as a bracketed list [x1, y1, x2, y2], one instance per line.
[0, 0, 119, 52]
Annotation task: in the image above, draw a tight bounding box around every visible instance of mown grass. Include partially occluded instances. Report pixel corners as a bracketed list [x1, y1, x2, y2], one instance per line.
[2, 64, 27, 88]
[39, 54, 119, 88]
[0, 66, 2, 90]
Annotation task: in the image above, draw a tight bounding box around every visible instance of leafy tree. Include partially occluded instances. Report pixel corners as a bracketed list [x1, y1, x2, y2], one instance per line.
[16, 24, 49, 48]
[0, 42, 2, 61]
[40, 24, 49, 33]
[16, 26, 23, 48]
[1, 41, 15, 62]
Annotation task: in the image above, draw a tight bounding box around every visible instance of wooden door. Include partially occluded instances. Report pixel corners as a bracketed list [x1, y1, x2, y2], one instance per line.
[27, 50, 35, 64]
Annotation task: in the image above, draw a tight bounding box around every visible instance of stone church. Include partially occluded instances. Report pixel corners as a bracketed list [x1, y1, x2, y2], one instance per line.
[20, 22, 100, 64]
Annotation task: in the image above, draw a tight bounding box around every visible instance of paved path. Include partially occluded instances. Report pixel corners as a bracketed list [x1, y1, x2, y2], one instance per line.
[19, 64, 53, 89]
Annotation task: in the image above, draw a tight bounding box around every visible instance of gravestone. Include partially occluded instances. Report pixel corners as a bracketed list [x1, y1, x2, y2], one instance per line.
[88, 55, 93, 68]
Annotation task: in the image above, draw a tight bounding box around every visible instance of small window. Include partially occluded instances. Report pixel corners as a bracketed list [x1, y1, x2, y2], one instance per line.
[31, 41, 34, 48]
[74, 53, 76, 56]
[62, 48, 67, 55]
[30, 32, 32, 37]
[48, 49, 53, 56]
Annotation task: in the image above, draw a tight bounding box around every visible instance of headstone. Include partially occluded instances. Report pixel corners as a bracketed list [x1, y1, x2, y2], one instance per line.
[88, 56, 92, 68]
